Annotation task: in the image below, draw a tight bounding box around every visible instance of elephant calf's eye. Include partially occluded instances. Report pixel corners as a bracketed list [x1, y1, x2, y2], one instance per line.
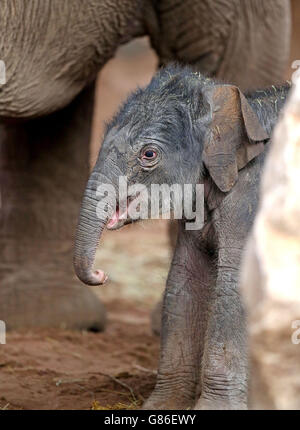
[139, 146, 160, 169]
[143, 149, 157, 159]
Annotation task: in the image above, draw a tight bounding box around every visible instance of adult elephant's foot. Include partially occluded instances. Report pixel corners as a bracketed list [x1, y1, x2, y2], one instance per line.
[0, 269, 106, 330]
[0, 84, 105, 330]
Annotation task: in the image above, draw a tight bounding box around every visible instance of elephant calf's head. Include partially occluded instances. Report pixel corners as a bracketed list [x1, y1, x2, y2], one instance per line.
[73, 65, 269, 286]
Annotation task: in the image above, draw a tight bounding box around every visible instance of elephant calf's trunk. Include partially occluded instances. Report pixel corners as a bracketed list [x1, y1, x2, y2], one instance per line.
[73, 255, 108, 286]
[73, 189, 109, 286]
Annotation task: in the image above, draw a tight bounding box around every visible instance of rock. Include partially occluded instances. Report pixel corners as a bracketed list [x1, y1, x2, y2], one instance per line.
[240, 77, 300, 409]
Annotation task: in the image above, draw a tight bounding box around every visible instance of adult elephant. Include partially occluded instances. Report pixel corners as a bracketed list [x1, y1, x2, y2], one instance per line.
[0, 0, 291, 330]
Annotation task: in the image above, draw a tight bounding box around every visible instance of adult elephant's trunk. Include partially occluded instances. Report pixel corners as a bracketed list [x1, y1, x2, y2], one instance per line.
[73, 171, 113, 286]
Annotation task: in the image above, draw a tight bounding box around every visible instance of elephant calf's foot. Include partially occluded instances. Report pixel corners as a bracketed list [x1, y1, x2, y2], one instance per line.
[143, 392, 194, 410]
[0, 272, 106, 331]
[194, 375, 248, 410]
[143, 379, 196, 410]
[194, 395, 247, 410]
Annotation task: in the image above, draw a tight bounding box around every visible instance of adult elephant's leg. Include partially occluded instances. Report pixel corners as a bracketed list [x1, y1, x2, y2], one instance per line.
[0, 84, 106, 330]
[144, 225, 214, 410]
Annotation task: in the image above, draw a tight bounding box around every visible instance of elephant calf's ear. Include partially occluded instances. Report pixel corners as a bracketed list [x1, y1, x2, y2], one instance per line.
[202, 85, 269, 193]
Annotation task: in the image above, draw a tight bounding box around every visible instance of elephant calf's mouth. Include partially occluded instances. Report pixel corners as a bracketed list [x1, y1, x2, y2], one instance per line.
[107, 198, 137, 231]
[106, 204, 126, 230]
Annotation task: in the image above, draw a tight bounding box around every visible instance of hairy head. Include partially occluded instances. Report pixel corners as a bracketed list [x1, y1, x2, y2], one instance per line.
[101, 65, 212, 190]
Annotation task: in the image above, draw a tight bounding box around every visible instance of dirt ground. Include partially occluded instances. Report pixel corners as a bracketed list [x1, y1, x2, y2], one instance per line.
[0, 301, 159, 410]
[1, 2, 300, 410]
[0, 220, 171, 410]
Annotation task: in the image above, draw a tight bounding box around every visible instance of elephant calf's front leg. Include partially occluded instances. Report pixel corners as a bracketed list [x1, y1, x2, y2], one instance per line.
[195, 255, 248, 410]
[144, 227, 214, 410]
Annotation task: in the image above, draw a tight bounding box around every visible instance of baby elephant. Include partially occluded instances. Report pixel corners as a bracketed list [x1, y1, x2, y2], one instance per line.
[74, 66, 289, 409]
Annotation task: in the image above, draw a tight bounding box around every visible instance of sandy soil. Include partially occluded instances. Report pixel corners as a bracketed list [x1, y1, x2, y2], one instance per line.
[1, 2, 300, 409]
[0, 301, 158, 410]
[0, 219, 171, 410]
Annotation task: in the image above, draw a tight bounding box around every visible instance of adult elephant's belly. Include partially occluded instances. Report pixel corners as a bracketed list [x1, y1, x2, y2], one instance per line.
[0, 71, 87, 119]
[0, 36, 103, 119]
[155, 0, 290, 91]
[0, 0, 116, 119]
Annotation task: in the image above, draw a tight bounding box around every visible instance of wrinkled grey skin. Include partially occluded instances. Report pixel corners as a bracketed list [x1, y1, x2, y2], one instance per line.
[0, 0, 291, 330]
[74, 66, 290, 409]
[0, 0, 291, 117]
